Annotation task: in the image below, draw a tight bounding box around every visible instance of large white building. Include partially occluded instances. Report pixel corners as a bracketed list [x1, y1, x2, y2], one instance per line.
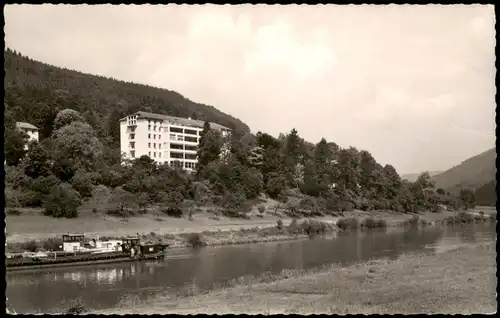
[120, 111, 231, 171]
[16, 122, 39, 150]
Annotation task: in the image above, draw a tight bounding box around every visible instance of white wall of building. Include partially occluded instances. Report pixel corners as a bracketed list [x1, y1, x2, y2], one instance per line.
[120, 113, 231, 172]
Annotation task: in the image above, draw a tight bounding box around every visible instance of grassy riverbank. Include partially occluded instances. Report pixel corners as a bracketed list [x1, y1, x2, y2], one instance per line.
[5, 207, 495, 252]
[95, 241, 497, 315]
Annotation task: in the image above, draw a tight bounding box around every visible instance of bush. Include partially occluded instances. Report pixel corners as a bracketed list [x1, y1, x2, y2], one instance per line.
[301, 219, 330, 237]
[336, 217, 359, 230]
[362, 217, 387, 229]
[25, 240, 38, 252]
[42, 183, 82, 218]
[276, 219, 284, 230]
[42, 237, 63, 251]
[257, 204, 266, 214]
[287, 218, 301, 234]
[186, 233, 206, 248]
[162, 207, 183, 218]
[6, 208, 22, 216]
[105, 208, 134, 218]
[19, 190, 45, 207]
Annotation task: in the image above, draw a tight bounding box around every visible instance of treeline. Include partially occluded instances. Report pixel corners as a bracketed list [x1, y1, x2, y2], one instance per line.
[4, 108, 476, 219]
[3, 48, 249, 152]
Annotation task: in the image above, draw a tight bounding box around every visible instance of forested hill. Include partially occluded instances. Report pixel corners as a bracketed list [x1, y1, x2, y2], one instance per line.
[3, 48, 250, 145]
[432, 147, 496, 194]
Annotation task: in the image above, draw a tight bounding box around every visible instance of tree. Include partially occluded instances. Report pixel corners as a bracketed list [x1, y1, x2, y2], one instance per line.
[53, 109, 85, 130]
[197, 128, 223, 176]
[51, 121, 104, 179]
[70, 170, 99, 198]
[459, 188, 476, 210]
[4, 126, 28, 166]
[108, 186, 135, 214]
[283, 128, 304, 187]
[266, 173, 287, 199]
[24, 141, 51, 179]
[42, 183, 82, 218]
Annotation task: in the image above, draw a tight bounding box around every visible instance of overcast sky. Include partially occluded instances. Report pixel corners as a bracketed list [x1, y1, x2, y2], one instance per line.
[4, 4, 496, 174]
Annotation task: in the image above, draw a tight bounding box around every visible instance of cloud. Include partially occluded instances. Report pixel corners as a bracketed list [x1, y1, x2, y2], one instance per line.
[4, 4, 496, 174]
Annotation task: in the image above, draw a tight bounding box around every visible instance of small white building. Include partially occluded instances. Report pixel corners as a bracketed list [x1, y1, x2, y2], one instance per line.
[16, 122, 39, 150]
[119, 111, 231, 172]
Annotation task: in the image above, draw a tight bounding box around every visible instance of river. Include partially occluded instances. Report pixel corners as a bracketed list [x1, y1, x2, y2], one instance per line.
[6, 222, 496, 314]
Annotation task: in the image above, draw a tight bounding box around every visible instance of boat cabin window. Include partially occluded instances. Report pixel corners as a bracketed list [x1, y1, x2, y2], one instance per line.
[63, 235, 85, 242]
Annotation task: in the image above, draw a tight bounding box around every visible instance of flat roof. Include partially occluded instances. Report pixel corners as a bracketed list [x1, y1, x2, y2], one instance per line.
[120, 111, 230, 131]
[16, 122, 39, 130]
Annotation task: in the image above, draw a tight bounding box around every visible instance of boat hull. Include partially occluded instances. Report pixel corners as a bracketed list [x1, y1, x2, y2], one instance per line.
[6, 251, 166, 272]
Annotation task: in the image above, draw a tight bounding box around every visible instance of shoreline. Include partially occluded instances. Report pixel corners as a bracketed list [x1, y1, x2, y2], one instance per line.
[6, 208, 496, 252]
[93, 241, 497, 315]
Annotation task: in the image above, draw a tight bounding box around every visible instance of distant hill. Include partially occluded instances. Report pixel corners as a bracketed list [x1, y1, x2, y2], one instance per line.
[4, 48, 250, 146]
[401, 171, 443, 182]
[474, 180, 496, 206]
[432, 148, 496, 194]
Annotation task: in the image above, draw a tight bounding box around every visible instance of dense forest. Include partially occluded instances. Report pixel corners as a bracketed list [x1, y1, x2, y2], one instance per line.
[4, 49, 477, 219]
[3, 48, 249, 148]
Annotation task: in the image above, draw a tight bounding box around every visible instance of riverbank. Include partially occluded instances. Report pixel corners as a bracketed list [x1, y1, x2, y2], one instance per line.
[5, 207, 495, 252]
[95, 241, 497, 315]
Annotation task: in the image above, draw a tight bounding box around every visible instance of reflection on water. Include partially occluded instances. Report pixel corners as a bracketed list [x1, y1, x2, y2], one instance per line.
[6, 223, 496, 314]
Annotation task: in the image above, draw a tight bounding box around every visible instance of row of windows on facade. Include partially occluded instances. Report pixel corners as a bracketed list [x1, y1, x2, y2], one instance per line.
[129, 150, 197, 160]
[128, 142, 197, 152]
[128, 122, 199, 135]
[127, 133, 198, 143]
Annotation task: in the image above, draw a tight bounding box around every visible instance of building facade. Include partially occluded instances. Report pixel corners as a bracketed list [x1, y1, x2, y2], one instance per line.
[120, 111, 231, 171]
[15, 122, 39, 150]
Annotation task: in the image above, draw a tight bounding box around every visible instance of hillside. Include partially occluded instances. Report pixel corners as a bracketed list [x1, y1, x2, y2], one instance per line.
[3, 48, 250, 146]
[401, 171, 443, 182]
[432, 148, 496, 194]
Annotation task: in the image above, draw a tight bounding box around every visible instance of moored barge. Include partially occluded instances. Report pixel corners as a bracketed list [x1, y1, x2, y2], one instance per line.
[6, 233, 169, 271]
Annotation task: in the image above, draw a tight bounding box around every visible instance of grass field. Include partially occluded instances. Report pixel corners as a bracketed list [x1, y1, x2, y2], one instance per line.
[94, 241, 497, 315]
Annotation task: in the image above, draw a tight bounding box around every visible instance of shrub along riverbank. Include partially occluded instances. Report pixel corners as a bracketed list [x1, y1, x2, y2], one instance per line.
[6, 209, 495, 253]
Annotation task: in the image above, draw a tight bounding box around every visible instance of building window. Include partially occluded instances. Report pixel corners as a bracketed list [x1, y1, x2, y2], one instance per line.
[148, 125, 151, 131]
[170, 143, 183, 150]
[154, 134, 156, 139]
[129, 142, 135, 149]
[153, 152, 156, 158]
[129, 134, 135, 140]
[185, 153, 197, 160]
[184, 129, 197, 135]
[154, 143, 156, 149]
[130, 151, 135, 158]
[159, 144, 162, 149]
[148, 143, 151, 148]
[177, 135, 184, 141]
[185, 136, 198, 143]
[154, 126, 157, 132]
[148, 151, 151, 157]
[170, 134, 176, 140]
[170, 152, 183, 159]
[159, 135, 161, 140]
[159, 153, 161, 158]
[185, 145, 197, 151]
[170, 127, 183, 133]
[148, 134, 151, 139]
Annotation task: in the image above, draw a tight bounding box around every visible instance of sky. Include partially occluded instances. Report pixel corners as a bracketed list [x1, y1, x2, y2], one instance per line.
[4, 4, 496, 175]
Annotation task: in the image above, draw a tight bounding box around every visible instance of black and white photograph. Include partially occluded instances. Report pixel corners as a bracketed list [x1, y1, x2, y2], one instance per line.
[3, 3, 496, 315]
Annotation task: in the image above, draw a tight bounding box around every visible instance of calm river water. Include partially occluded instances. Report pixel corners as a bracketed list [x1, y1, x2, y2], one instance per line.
[6, 223, 496, 314]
